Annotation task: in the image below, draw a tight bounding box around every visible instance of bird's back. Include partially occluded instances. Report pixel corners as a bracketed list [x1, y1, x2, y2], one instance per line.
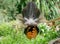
[22, 2, 40, 25]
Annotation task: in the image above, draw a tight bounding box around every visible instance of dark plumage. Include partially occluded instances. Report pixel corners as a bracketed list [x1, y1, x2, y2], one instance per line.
[22, 2, 40, 19]
[24, 25, 39, 34]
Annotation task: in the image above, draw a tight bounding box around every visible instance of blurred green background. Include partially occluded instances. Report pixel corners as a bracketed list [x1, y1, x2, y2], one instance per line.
[0, 0, 60, 44]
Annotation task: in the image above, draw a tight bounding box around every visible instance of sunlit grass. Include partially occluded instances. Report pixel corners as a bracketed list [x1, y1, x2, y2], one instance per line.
[0, 22, 59, 44]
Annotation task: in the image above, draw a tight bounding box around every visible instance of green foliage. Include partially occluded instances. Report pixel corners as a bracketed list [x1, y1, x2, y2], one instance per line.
[0, 23, 59, 44]
[39, 0, 59, 20]
[38, 23, 58, 40]
[0, 23, 15, 36]
[0, 0, 60, 44]
[0, 0, 60, 22]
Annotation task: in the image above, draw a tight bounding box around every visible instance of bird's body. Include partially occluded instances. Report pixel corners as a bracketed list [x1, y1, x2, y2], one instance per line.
[22, 2, 40, 25]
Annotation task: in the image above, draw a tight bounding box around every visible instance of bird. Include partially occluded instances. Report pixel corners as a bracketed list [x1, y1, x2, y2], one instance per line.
[22, 2, 40, 39]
